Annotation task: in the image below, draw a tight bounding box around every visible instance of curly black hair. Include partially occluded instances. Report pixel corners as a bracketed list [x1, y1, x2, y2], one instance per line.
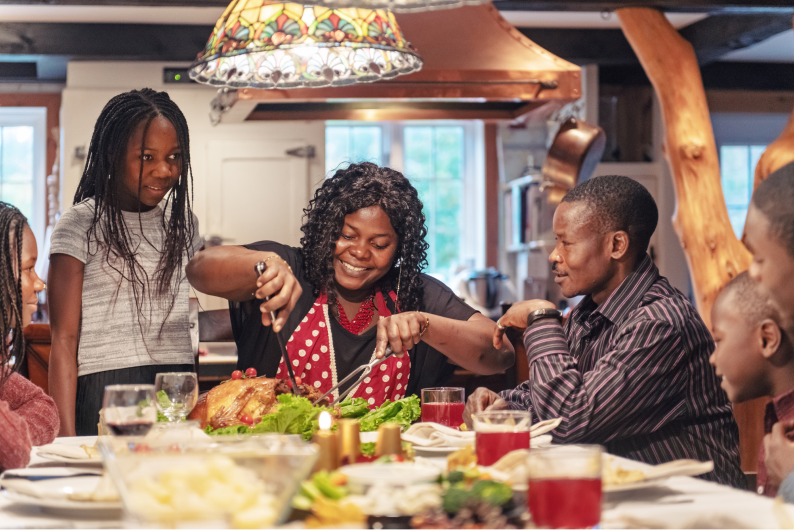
[73, 88, 195, 341]
[0, 202, 27, 388]
[300, 162, 428, 312]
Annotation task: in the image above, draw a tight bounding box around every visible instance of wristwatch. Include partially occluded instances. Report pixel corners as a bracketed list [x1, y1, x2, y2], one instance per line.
[526, 308, 563, 327]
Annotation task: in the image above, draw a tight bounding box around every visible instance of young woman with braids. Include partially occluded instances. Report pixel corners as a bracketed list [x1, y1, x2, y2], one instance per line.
[187, 163, 513, 408]
[0, 202, 58, 470]
[49, 89, 202, 436]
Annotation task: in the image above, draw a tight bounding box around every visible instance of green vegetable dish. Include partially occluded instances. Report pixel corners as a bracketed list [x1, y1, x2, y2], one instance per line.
[203, 394, 421, 440]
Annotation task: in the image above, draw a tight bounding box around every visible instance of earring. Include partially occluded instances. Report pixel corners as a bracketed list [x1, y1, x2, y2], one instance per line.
[396, 260, 402, 300]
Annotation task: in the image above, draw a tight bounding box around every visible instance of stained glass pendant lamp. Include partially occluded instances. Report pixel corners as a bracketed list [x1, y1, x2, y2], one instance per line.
[189, 0, 422, 89]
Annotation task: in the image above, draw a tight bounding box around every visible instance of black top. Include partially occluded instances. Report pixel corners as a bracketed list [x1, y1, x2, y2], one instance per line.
[229, 241, 478, 398]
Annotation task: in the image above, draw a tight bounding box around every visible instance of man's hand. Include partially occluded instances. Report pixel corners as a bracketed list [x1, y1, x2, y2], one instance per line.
[463, 387, 509, 429]
[764, 420, 794, 486]
[494, 299, 557, 348]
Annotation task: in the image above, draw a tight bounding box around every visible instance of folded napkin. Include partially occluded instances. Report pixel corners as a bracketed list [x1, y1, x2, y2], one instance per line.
[36, 444, 96, 460]
[402, 423, 475, 447]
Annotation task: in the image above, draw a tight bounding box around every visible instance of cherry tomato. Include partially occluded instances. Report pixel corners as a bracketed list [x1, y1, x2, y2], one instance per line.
[231, 370, 242, 380]
[295, 376, 302, 385]
[240, 414, 254, 425]
[134, 443, 151, 453]
[245, 367, 257, 378]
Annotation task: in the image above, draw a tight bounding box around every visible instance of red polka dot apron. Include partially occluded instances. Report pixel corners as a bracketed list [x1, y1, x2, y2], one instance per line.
[276, 291, 410, 408]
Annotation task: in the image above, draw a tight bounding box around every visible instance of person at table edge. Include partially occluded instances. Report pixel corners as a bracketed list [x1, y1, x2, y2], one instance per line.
[186, 163, 514, 406]
[465, 175, 743, 488]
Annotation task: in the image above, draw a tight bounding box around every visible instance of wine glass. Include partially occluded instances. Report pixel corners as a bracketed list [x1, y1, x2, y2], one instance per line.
[103, 384, 157, 436]
[154, 372, 199, 422]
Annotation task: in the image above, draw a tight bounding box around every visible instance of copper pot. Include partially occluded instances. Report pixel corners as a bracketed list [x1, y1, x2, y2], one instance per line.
[542, 117, 606, 190]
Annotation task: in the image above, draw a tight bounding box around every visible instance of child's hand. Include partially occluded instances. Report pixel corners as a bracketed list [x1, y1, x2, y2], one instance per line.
[764, 419, 794, 486]
[254, 255, 302, 333]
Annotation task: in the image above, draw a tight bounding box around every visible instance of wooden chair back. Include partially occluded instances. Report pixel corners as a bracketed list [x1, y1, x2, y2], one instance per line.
[23, 324, 51, 394]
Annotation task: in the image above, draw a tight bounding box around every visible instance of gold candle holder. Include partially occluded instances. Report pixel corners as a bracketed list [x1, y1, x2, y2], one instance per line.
[375, 422, 403, 458]
[312, 411, 339, 472]
[338, 419, 361, 466]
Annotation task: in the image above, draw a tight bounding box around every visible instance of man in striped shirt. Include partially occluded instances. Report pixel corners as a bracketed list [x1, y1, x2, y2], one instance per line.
[466, 175, 743, 488]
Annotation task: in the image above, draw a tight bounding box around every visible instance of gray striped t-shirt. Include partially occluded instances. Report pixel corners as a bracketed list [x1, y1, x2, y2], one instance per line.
[50, 199, 202, 377]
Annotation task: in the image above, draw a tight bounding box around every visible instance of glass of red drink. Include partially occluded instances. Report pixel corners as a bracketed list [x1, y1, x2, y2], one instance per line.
[421, 387, 465, 429]
[528, 445, 604, 529]
[103, 384, 157, 436]
[472, 411, 531, 466]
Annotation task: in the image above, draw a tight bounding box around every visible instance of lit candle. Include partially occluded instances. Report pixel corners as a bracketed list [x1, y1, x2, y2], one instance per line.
[312, 411, 339, 472]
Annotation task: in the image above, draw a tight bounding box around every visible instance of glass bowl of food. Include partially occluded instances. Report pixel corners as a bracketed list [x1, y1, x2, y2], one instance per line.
[99, 435, 317, 528]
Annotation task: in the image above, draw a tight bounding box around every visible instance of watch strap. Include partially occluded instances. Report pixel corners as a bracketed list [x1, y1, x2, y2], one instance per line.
[526, 308, 563, 327]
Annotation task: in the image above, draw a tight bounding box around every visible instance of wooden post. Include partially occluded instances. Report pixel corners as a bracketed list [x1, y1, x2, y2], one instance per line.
[754, 110, 794, 190]
[616, 8, 751, 328]
[617, 7, 765, 473]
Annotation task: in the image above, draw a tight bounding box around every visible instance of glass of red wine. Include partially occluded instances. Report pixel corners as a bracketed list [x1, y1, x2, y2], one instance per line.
[103, 384, 157, 436]
[527, 445, 604, 529]
[472, 410, 531, 466]
[421, 387, 465, 429]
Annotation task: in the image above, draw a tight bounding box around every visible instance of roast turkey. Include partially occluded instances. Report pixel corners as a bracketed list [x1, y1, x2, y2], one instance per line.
[189, 377, 328, 430]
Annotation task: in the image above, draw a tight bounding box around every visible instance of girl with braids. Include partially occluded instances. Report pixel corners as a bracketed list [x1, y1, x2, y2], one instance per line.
[187, 162, 513, 408]
[0, 202, 58, 470]
[48, 89, 202, 436]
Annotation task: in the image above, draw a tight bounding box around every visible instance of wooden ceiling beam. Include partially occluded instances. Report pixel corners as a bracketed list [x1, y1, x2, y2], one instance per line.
[1, 0, 792, 11]
[0, 22, 212, 59]
[520, 11, 793, 65]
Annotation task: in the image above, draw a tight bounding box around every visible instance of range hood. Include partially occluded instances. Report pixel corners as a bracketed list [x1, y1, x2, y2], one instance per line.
[216, 4, 581, 122]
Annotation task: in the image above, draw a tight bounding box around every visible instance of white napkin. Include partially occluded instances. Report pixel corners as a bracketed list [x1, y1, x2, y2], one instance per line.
[402, 423, 475, 447]
[36, 444, 95, 460]
[0, 478, 61, 499]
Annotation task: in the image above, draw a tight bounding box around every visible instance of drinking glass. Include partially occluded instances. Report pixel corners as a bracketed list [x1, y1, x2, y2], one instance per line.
[154, 372, 199, 422]
[527, 445, 604, 529]
[103, 384, 157, 436]
[472, 410, 531, 466]
[421, 387, 465, 429]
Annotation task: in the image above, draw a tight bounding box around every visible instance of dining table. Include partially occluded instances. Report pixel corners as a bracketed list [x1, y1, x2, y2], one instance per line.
[2, 435, 794, 529]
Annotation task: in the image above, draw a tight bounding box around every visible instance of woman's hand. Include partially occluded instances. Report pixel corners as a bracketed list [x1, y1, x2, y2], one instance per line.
[373, 311, 428, 358]
[254, 257, 302, 333]
[493, 299, 556, 349]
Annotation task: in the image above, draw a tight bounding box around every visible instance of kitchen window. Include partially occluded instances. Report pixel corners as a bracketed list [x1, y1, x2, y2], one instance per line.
[719, 144, 766, 238]
[325, 121, 485, 283]
[0, 108, 47, 248]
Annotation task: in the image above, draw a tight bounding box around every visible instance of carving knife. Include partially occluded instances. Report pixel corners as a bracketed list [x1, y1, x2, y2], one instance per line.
[255, 261, 299, 395]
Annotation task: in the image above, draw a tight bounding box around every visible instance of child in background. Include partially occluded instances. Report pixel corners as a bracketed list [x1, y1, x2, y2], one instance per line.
[48, 89, 202, 436]
[709, 271, 794, 496]
[0, 202, 58, 470]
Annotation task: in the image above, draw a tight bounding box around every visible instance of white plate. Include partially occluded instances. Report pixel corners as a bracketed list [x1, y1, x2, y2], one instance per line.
[603, 478, 669, 493]
[32, 452, 103, 466]
[413, 445, 462, 454]
[1, 476, 122, 512]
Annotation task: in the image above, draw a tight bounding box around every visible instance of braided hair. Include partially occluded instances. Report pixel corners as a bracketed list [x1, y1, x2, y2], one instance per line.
[72, 89, 195, 339]
[0, 202, 28, 387]
[300, 162, 428, 312]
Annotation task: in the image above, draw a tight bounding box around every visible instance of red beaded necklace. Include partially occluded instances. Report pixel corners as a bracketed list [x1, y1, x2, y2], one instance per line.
[336, 295, 376, 335]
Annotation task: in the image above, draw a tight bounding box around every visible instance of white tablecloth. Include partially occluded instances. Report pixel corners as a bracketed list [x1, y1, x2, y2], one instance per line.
[3, 436, 794, 528]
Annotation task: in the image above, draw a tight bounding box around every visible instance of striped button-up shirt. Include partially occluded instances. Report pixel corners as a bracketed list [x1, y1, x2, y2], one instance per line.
[501, 255, 744, 488]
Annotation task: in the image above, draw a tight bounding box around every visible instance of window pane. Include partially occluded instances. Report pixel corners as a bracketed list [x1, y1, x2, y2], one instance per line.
[720, 145, 750, 207]
[0, 126, 34, 220]
[404, 127, 432, 180]
[325, 126, 350, 174]
[727, 206, 748, 239]
[404, 126, 464, 278]
[349, 127, 381, 166]
[325, 126, 381, 175]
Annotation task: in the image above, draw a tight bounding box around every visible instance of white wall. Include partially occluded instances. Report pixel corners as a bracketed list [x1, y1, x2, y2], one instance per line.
[60, 62, 327, 241]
